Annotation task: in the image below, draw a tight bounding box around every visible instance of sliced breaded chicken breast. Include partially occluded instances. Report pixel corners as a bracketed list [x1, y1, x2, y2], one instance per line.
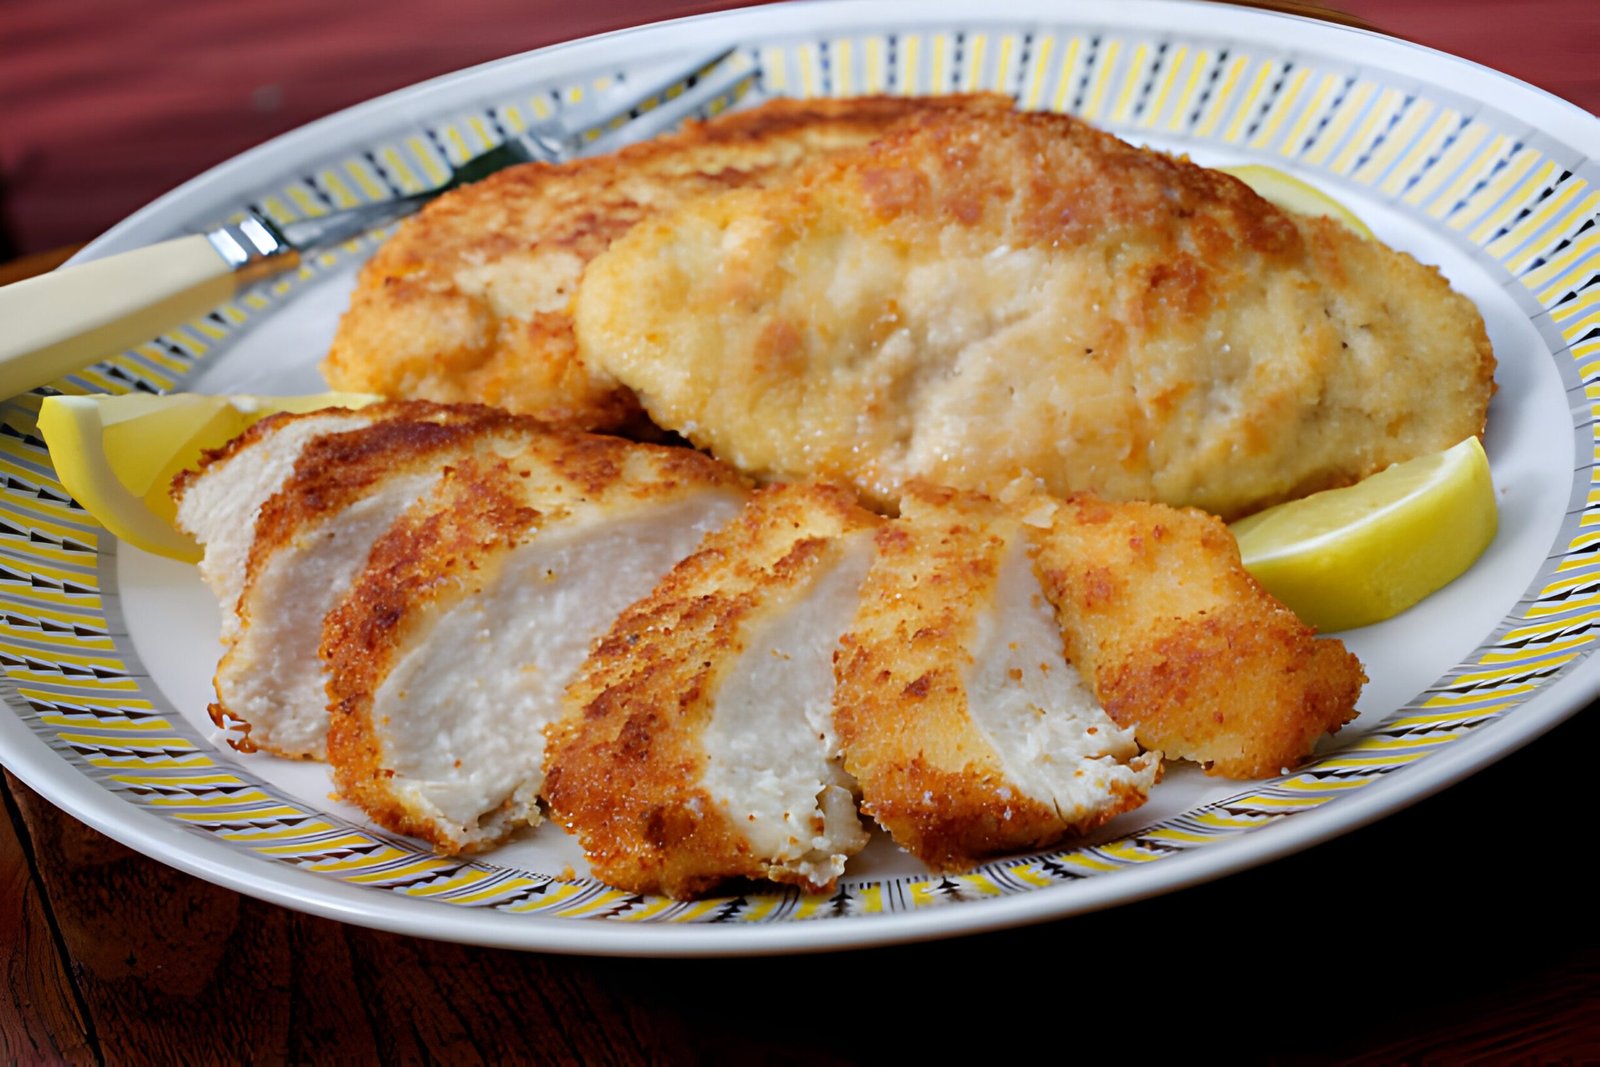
[1024, 494, 1366, 777]
[173, 403, 390, 642]
[322, 94, 1009, 430]
[544, 483, 879, 900]
[834, 485, 1159, 871]
[182, 403, 512, 757]
[576, 105, 1495, 519]
[321, 434, 746, 853]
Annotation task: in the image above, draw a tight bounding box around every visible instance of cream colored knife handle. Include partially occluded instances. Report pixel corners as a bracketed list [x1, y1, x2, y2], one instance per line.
[0, 233, 279, 400]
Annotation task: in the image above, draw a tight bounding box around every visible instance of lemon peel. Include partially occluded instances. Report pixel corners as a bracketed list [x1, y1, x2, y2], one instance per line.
[1217, 163, 1374, 239]
[38, 392, 380, 562]
[1230, 437, 1497, 632]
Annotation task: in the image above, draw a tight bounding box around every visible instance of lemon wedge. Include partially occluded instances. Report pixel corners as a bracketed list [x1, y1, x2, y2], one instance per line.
[1217, 163, 1374, 239]
[1230, 437, 1497, 632]
[38, 392, 380, 562]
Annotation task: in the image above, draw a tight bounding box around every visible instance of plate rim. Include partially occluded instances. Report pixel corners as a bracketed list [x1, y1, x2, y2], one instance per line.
[3, 657, 1591, 957]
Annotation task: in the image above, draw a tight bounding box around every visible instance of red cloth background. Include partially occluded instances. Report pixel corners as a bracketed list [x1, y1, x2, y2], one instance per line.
[2, 0, 1595, 257]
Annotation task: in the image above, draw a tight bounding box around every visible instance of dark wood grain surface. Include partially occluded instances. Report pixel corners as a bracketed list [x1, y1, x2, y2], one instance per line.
[3, 3, 1598, 1063]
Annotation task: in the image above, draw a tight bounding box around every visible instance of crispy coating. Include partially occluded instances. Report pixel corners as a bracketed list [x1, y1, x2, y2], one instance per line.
[834, 485, 1156, 871]
[202, 401, 512, 756]
[1025, 494, 1365, 777]
[322, 424, 745, 852]
[173, 403, 396, 648]
[544, 484, 879, 899]
[322, 94, 1009, 430]
[323, 459, 536, 847]
[243, 403, 510, 587]
[576, 104, 1496, 518]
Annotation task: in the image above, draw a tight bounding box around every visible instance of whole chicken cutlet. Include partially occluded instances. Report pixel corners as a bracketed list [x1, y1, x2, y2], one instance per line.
[322, 94, 1009, 430]
[575, 104, 1496, 519]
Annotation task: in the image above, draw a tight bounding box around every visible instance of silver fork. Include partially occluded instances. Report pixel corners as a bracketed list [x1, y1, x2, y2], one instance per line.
[0, 47, 758, 399]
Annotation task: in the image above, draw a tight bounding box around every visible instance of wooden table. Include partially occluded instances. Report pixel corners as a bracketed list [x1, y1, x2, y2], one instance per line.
[4, 3, 1597, 1062]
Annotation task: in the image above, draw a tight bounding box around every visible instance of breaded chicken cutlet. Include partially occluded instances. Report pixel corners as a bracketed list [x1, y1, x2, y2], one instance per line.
[576, 104, 1496, 520]
[322, 94, 1009, 430]
[175, 403, 1363, 898]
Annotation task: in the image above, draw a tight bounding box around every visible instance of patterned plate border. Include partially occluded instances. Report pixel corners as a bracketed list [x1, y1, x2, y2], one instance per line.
[3, 2, 1597, 947]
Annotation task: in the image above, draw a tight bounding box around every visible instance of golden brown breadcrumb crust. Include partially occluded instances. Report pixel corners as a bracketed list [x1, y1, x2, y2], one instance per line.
[317, 417, 746, 851]
[834, 485, 1150, 870]
[169, 399, 427, 510]
[543, 483, 879, 899]
[241, 402, 511, 588]
[196, 401, 506, 749]
[323, 94, 1010, 430]
[323, 460, 538, 847]
[577, 103, 1494, 518]
[1025, 494, 1366, 777]
[222, 407, 518, 732]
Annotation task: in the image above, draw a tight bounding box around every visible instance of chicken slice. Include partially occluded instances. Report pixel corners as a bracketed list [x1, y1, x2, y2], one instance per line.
[834, 485, 1159, 871]
[177, 403, 513, 758]
[1024, 494, 1366, 778]
[544, 483, 879, 899]
[173, 403, 391, 641]
[321, 435, 746, 853]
